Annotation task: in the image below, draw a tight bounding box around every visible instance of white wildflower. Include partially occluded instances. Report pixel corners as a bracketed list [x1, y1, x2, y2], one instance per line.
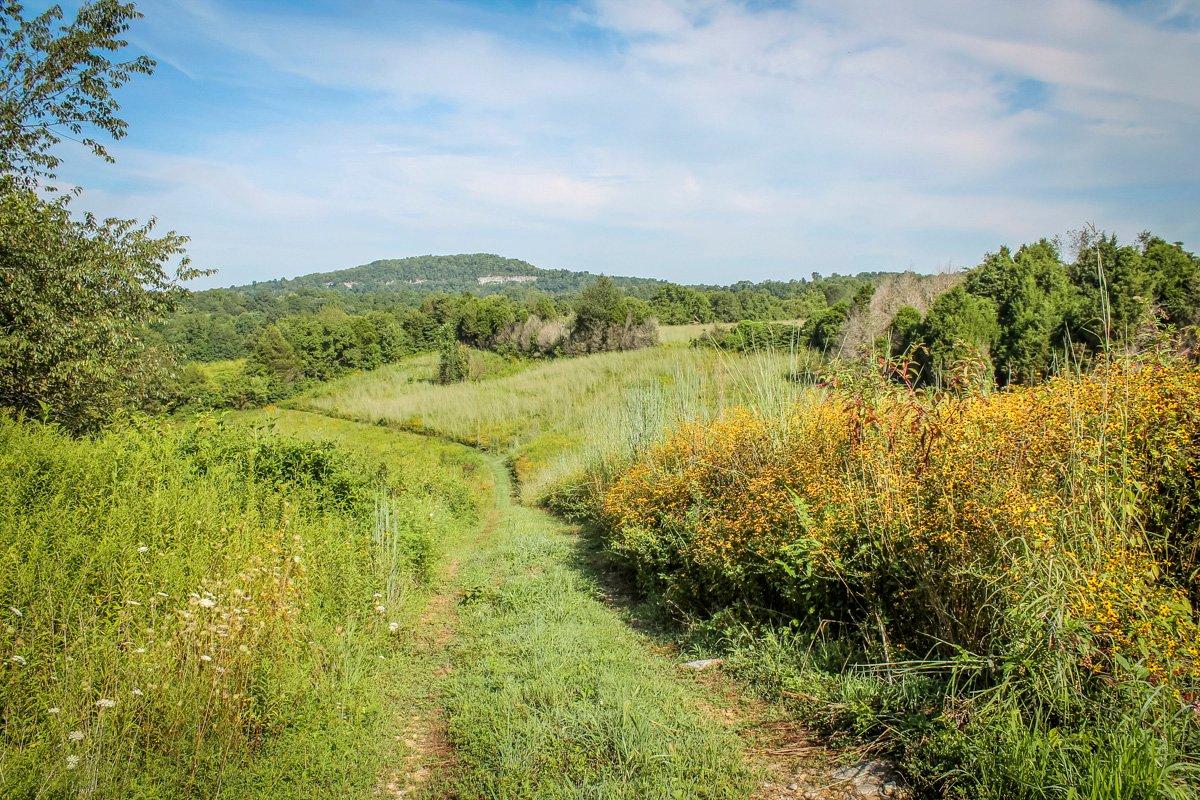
[374, 605, 386, 614]
[137, 545, 149, 554]
[200, 654, 213, 662]
[8, 607, 21, 617]
[133, 647, 146, 654]
[47, 707, 60, 715]
[68, 730, 85, 742]
[388, 622, 400, 634]
[292, 555, 301, 564]
[155, 592, 169, 599]
[65, 755, 79, 770]
[131, 687, 143, 697]
[197, 597, 216, 609]
[10, 655, 26, 666]
[95, 699, 116, 709]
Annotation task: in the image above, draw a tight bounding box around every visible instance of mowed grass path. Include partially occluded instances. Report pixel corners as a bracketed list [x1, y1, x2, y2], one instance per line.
[431, 459, 753, 799]
[253, 410, 755, 799]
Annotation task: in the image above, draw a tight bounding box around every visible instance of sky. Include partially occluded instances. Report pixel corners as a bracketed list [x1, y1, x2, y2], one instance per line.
[46, 0, 1200, 288]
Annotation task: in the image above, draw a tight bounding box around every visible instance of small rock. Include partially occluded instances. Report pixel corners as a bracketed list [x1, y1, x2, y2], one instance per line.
[681, 657, 725, 670]
[830, 760, 909, 799]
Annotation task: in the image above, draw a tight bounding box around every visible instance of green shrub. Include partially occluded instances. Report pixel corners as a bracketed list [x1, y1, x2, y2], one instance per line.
[438, 328, 470, 384]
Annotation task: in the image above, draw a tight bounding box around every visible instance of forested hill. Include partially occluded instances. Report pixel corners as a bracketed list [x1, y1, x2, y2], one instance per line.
[232, 253, 671, 296]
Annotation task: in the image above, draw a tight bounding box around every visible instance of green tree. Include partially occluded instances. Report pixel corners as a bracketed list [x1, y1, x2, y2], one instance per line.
[568, 277, 656, 354]
[522, 291, 559, 321]
[707, 290, 743, 322]
[250, 324, 302, 384]
[1066, 230, 1154, 350]
[887, 305, 923, 357]
[649, 284, 713, 325]
[0, 1, 196, 432]
[437, 326, 469, 384]
[803, 300, 849, 352]
[574, 277, 627, 329]
[918, 285, 999, 386]
[965, 240, 1074, 385]
[1, 1, 154, 182]
[456, 294, 517, 347]
[0, 187, 193, 431]
[1138, 234, 1200, 329]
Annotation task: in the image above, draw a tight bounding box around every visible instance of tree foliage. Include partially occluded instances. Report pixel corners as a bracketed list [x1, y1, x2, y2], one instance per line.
[0, 1, 153, 182]
[917, 285, 999, 385]
[0, 1, 193, 432]
[437, 326, 468, 385]
[900, 230, 1200, 387]
[0, 186, 193, 431]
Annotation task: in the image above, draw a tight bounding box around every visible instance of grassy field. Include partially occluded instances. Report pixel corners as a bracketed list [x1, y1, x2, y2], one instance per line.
[17, 327, 1196, 798]
[0, 411, 487, 798]
[656, 322, 731, 345]
[0, 403, 793, 798]
[294, 343, 816, 503]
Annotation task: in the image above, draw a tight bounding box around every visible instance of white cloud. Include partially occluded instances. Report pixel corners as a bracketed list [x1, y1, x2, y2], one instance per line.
[73, 0, 1200, 286]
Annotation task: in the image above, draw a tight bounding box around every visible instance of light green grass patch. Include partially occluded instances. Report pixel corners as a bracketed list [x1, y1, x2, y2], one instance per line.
[296, 345, 812, 503]
[0, 412, 487, 799]
[433, 465, 754, 799]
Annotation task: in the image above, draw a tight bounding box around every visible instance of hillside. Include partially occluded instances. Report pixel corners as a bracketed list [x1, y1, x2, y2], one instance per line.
[233, 253, 670, 296]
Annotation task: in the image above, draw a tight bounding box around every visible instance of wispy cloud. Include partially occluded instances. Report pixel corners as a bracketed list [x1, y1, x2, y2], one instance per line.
[64, 0, 1200, 286]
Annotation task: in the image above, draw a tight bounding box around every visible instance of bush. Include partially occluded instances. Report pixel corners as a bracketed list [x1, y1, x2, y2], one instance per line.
[438, 328, 470, 384]
[600, 357, 1200, 795]
[565, 277, 658, 355]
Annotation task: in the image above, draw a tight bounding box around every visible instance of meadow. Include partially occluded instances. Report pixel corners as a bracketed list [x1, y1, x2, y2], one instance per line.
[0, 411, 486, 798]
[8, 323, 1200, 797]
[295, 327, 820, 503]
[297, 329, 1200, 797]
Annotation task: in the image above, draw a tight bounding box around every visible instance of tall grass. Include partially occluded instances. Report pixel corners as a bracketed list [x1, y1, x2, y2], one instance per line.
[0, 413, 480, 797]
[596, 356, 1200, 796]
[297, 345, 819, 503]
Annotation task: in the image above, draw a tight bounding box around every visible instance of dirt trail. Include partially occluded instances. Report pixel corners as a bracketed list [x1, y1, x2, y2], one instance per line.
[293, 409, 900, 800]
[376, 460, 508, 799]
[589, 567, 906, 800]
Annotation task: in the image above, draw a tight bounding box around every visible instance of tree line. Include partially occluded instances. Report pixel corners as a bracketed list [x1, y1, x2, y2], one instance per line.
[888, 231, 1200, 387]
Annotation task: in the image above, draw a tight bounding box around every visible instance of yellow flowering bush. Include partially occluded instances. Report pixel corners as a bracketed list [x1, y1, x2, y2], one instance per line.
[603, 357, 1200, 689]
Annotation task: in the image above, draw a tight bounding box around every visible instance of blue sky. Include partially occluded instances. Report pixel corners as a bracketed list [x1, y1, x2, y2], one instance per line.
[47, 0, 1200, 287]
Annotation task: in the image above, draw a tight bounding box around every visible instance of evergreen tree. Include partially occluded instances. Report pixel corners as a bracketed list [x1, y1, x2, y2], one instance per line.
[918, 285, 999, 386]
[251, 324, 303, 384]
[437, 327, 469, 384]
[965, 240, 1073, 385]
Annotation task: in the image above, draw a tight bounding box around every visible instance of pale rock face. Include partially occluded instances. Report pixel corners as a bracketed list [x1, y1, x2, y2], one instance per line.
[476, 275, 538, 285]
